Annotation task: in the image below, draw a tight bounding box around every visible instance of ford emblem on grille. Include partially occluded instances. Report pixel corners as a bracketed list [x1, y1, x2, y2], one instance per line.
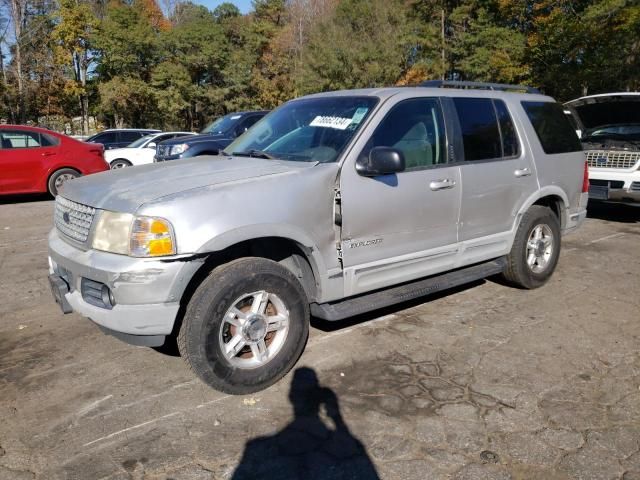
[63, 212, 70, 224]
[596, 156, 608, 165]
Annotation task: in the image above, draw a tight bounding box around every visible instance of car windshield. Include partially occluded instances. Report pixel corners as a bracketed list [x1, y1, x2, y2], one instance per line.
[583, 124, 640, 141]
[201, 114, 242, 134]
[128, 134, 155, 148]
[224, 96, 378, 163]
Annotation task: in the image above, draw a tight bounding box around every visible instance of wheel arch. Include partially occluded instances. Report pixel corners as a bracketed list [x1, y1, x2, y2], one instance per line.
[515, 187, 569, 231]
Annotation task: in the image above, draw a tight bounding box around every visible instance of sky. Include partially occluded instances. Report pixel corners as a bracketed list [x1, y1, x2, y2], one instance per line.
[194, 0, 253, 14]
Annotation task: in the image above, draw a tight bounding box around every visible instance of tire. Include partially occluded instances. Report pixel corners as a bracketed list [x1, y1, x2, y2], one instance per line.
[502, 205, 561, 289]
[110, 159, 132, 169]
[48, 168, 80, 197]
[178, 257, 310, 394]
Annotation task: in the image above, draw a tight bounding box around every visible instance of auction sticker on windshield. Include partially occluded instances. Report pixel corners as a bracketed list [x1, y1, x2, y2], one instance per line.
[309, 116, 353, 130]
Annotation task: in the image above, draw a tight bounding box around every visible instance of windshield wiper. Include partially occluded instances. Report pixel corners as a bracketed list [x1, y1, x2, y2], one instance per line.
[232, 150, 274, 159]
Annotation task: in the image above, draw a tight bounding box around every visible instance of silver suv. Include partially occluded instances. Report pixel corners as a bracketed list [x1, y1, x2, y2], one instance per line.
[48, 81, 588, 394]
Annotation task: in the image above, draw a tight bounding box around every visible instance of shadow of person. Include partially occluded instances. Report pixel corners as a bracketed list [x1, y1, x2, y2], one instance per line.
[231, 367, 380, 480]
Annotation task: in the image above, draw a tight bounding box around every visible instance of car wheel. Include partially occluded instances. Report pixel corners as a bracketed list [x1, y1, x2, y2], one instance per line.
[110, 159, 132, 169]
[178, 257, 309, 394]
[48, 168, 80, 197]
[502, 205, 561, 289]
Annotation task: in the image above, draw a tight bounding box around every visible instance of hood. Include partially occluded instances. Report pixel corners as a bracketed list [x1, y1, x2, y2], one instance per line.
[565, 93, 640, 131]
[59, 156, 314, 213]
[161, 133, 229, 146]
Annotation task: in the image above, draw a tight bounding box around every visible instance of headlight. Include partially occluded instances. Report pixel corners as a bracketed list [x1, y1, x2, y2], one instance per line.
[92, 212, 176, 257]
[130, 216, 176, 257]
[169, 144, 189, 156]
[92, 211, 133, 255]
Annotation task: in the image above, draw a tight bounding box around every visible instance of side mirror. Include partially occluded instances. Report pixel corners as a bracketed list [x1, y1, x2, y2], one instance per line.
[356, 147, 405, 177]
[146, 142, 156, 149]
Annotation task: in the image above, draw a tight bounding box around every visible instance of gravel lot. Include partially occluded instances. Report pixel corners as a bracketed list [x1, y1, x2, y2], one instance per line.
[1, 197, 639, 480]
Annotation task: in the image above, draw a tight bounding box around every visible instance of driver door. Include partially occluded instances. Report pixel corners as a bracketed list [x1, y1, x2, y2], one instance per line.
[339, 97, 461, 296]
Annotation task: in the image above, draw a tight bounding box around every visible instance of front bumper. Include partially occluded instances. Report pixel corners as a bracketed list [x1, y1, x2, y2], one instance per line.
[589, 168, 640, 203]
[48, 229, 201, 339]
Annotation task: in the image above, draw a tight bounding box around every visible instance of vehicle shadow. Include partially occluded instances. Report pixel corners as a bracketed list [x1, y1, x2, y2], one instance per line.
[230, 367, 380, 480]
[587, 201, 640, 223]
[0, 193, 52, 205]
[154, 281, 484, 357]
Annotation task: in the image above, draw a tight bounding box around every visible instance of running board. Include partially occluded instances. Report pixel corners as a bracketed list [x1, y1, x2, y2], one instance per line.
[311, 257, 507, 321]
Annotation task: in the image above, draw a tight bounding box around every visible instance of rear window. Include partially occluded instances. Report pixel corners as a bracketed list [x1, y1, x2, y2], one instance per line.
[522, 101, 582, 154]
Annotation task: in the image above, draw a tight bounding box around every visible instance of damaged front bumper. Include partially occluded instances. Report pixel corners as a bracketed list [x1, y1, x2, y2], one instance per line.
[48, 229, 201, 346]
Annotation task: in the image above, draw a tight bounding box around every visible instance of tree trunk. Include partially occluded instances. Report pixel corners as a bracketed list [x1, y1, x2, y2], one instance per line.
[441, 8, 446, 80]
[10, 0, 26, 123]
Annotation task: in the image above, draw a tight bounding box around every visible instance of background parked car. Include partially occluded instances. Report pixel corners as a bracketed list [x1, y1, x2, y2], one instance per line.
[154, 111, 268, 162]
[0, 125, 108, 196]
[85, 129, 160, 150]
[105, 131, 196, 169]
[565, 92, 640, 204]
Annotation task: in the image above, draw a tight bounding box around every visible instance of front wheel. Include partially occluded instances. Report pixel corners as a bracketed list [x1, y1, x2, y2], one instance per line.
[502, 205, 561, 289]
[178, 257, 309, 394]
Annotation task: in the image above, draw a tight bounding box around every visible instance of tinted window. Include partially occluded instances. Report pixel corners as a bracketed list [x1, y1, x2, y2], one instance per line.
[0, 130, 51, 148]
[453, 98, 502, 161]
[522, 101, 582, 154]
[239, 115, 262, 131]
[119, 131, 144, 143]
[89, 132, 117, 143]
[495, 100, 519, 157]
[363, 98, 447, 170]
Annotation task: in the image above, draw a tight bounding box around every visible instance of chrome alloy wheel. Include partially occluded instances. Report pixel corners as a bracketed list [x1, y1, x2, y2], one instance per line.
[526, 224, 554, 273]
[110, 161, 129, 169]
[54, 173, 76, 190]
[219, 290, 290, 369]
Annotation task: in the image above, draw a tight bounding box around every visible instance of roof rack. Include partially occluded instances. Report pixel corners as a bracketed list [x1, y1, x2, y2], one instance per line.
[419, 80, 541, 94]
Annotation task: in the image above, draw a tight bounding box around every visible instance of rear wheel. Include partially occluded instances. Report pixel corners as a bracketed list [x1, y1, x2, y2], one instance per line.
[48, 168, 79, 197]
[178, 257, 309, 394]
[110, 159, 132, 169]
[502, 205, 561, 289]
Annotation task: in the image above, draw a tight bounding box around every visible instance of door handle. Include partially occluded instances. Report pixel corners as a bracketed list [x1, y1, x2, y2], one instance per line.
[41, 151, 55, 157]
[514, 168, 531, 177]
[429, 178, 456, 191]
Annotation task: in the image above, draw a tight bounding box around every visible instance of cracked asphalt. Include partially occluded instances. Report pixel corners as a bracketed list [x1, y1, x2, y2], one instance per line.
[1, 197, 639, 480]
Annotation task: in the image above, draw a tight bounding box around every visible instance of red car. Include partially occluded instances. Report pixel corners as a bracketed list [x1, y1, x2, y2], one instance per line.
[0, 125, 108, 196]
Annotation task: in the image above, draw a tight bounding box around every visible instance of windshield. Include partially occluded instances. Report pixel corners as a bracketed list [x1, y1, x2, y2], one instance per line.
[225, 96, 378, 163]
[201, 114, 242, 134]
[128, 134, 155, 148]
[583, 124, 640, 141]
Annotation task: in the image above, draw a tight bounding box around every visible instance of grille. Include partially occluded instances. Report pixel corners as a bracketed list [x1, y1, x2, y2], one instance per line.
[631, 182, 640, 192]
[585, 150, 640, 169]
[155, 145, 169, 160]
[54, 196, 96, 243]
[81, 278, 112, 309]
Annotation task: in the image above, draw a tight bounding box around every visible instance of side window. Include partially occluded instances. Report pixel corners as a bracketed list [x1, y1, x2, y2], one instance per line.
[120, 131, 144, 143]
[453, 98, 501, 161]
[494, 100, 519, 157]
[93, 132, 117, 144]
[363, 98, 447, 171]
[0, 130, 43, 148]
[521, 101, 582, 154]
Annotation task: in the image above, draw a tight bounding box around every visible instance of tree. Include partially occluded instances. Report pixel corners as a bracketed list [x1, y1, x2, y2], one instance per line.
[300, 0, 413, 93]
[52, 0, 98, 134]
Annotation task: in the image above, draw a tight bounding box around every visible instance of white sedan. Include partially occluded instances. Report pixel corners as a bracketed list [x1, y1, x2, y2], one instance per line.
[105, 131, 196, 169]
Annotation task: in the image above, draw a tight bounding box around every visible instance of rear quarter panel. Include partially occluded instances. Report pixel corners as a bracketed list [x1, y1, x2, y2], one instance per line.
[512, 101, 586, 217]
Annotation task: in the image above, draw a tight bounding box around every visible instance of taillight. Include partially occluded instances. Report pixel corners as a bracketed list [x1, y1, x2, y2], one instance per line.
[582, 161, 589, 193]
